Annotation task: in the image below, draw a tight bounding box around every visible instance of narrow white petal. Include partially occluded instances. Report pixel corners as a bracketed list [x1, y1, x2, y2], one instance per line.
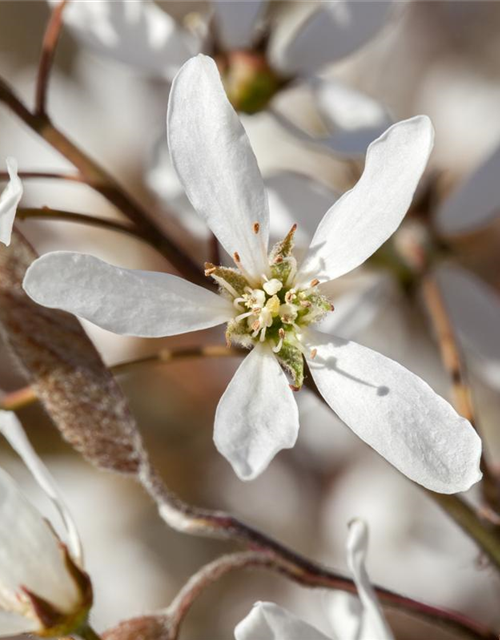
[23, 252, 234, 338]
[435, 143, 500, 236]
[0, 411, 82, 565]
[265, 172, 338, 247]
[0, 158, 23, 247]
[214, 344, 299, 480]
[168, 55, 270, 281]
[304, 329, 482, 493]
[235, 601, 331, 640]
[48, 0, 199, 79]
[272, 2, 391, 76]
[324, 591, 363, 640]
[346, 520, 394, 640]
[212, 0, 265, 50]
[434, 265, 500, 388]
[297, 117, 434, 287]
[0, 468, 81, 613]
[0, 611, 37, 636]
[314, 79, 393, 156]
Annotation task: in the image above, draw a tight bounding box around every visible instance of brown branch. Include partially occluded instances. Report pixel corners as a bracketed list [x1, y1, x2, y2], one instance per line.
[17, 207, 150, 243]
[161, 550, 498, 640]
[421, 273, 500, 515]
[35, 0, 68, 116]
[0, 170, 84, 183]
[0, 77, 206, 287]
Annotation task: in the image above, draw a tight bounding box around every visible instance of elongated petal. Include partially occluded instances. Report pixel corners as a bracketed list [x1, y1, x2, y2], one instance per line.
[168, 55, 270, 280]
[346, 520, 394, 640]
[434, 265, 500, 388]
[214, 344, 299, 480]
[315, 79, 393, 156]
[325, 592, 363, 640]
[0, 611, 37, 636]
[212, 0, 265, 50]
[48, 0, 199, 79]
[435, 143, 500, 236]
[272, 2, 391, 76]
[297, 117, 434, 287]
[23, 252, 234, 338]
[0, 158, 22, 247]
[266, 171, 338, 246]
[0, 410, 82, 565]
[235, 601, 331, 640]
[304, 329, 482, 493]
[0, 468, 81, 614]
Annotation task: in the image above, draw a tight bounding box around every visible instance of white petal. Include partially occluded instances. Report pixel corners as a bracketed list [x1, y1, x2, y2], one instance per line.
[168, 55, 270, 281]
[314, 78, 393, 156]
[346, 519, 394, 640]
[214, 344, 299, 480]
[48, 0, 199, 79]
[297, 116, 434, 287]
[324, 591, 363, 640]
[0, 468, 81, 614]
[212, 0, 265, 50]
[272, 1, 391, 76]
[304, 329, 482, 493]
[0, 410, 82, 565]
[0, 611, 37, 636]
[0, 158, 23, 247]
[235, 601, 331, 640]
[435, 142, 500, 236]
[434, 264, 500, 388]
[318, 272, 396, 340]
[265, 172, 338, 247]
[23, 252, 234, 338]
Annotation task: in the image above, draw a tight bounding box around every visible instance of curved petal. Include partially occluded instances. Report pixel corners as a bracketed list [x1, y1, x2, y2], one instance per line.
[0, 410, 82, 565]
[49, 0, 199, 79]
[272, 1, 392, 76]
[325, 591, 363, 640]
[168, 55, 270, 281]
[0, 158, 23, 247]
[314, 78, 393, 156]
[0, 611, 37, 636]
[296, 116, 434, 287]
[434, 264, 500, 388]
[346, 519, 394, 640]
[265, 171, 338, 246]
[304, 329, 482, 493]
[435, 142, 500, 236]
[212, 0, 266, 51]
[0, 468, 81, 614]
[235, 601, 331, 640]
[23, 252, 234, 338]
[214, 344, 299, 480]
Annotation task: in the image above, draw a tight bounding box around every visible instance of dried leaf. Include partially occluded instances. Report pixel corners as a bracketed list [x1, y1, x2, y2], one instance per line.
[0, 231, 145, 474]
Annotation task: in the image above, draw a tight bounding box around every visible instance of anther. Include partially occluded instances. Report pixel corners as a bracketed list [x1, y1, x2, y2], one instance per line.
[253, 222, 260, 234]
[204, 262, 216, 276]
[310, 278, 320, 287]
[233, 252, 241, 264]
[310, 348, 318, 360]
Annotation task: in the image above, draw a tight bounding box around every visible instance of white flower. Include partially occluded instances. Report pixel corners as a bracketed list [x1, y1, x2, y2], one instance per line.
[23, 55, 481, 493]
[0, 158, 22, 247]
[235, 519, 394, 640]
[0, 410, 91, 637]
[51, 0, 392, 154]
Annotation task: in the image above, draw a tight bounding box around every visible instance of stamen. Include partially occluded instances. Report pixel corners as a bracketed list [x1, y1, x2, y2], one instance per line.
[232, 251, 256, 285]
[253, 222, 260, 234]
[235, 310, 254, 322]
[310, 348, 318, 360]
[212, 275, 240, 299]
[310, 278, 320, 288]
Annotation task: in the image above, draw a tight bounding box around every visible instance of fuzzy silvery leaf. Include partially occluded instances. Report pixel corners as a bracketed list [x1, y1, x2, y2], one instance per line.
[0, 231, 144, 475]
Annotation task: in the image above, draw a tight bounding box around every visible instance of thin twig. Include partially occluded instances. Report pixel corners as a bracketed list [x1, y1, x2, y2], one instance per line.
[421, 273, 500, 514]
[35, 0, 68, 116]
[0, 77, 206, 287]
[160, 551, 498, 640]
[17, 207, 150, 244]
[0, 170, 84, 183]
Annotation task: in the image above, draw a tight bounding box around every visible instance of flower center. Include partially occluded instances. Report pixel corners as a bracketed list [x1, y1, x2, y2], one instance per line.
[205, 225, 332, 388]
